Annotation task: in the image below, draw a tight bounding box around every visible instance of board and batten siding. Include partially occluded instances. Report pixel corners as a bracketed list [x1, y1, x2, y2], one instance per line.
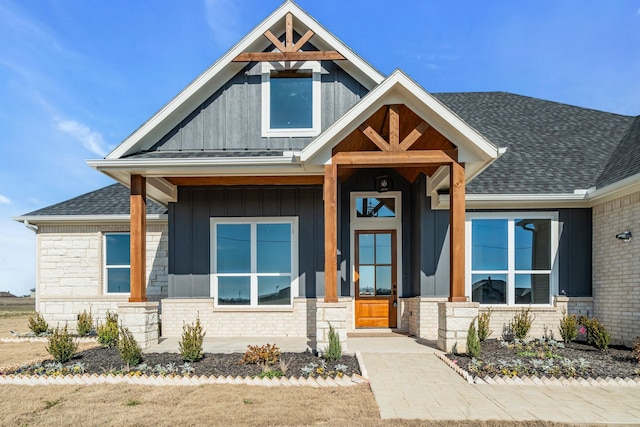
[168, 186, 324, 298]
[148, 61, 367, 153]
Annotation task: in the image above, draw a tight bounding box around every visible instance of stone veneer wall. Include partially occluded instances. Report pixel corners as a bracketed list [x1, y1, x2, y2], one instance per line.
[36, 222, 168, 331]
[161, 297, 316, 338]
[400, 296, 592, 341]
[593, 191, 640, 345]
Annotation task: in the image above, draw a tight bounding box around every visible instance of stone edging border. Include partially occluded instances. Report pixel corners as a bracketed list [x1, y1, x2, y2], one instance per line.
[0, 352, 370, 388]
[435, 353, 640, 387]
[1, 337, 98, 343]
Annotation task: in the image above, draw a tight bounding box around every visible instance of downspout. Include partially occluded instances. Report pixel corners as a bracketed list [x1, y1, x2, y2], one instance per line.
[22, 220, 38, 233]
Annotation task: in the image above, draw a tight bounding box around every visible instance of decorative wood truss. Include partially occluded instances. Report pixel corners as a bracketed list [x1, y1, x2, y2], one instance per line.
[233, 13, 345, 62]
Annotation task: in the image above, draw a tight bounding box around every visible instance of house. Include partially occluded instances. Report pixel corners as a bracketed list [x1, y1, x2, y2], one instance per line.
[14, 1, 640, 351]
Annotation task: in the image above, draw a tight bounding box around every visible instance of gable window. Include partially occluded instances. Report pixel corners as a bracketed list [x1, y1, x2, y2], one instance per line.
[466, 213, 558, 305]
[104, 233, 130, 294]
[261, 62, 320, 137]
[211, 218, 298, 307]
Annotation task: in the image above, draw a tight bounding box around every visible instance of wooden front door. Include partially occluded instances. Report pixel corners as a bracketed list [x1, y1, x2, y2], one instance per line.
[354, 230, 397, 328]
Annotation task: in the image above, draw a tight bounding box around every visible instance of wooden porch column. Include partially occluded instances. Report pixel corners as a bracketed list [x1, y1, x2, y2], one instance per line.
[129, 175, 147, 303]
[449, 161, 466, 302]
[323, 163, 338, 303]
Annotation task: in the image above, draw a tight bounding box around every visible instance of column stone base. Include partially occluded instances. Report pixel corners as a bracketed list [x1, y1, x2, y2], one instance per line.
[437, 301, 479, 353]
[118, 302, 159, 349]
[316, 300, 349, 354]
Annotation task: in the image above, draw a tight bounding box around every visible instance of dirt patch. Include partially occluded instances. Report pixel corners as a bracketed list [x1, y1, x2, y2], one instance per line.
[0, 313, 32, 337]
[0, 384, 572, 427]
[448, 338, 639, 379]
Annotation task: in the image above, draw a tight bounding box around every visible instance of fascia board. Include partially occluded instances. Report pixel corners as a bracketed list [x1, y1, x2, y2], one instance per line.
[12, 214, 168, 225]
[433, 193, 590, 210]
[586, 173, 640, 204]
[107, 1, 384, 160]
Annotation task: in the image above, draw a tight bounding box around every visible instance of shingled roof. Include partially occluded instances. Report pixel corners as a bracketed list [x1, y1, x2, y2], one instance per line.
[22, 184, 167, 216]
[433, 92, 637, 194]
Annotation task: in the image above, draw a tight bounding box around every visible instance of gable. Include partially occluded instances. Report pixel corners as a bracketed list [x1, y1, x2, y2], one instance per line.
[106, 1, 384, 160]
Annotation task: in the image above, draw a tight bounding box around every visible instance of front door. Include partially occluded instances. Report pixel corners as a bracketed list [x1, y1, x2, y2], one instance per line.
[354, 230, 397, 328]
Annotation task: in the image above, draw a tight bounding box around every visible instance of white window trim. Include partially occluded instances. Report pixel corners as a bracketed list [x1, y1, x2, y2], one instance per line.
[465, 212, 559, 306]
[210, 217, 299, 308]
[103, 232, 130, 295]
[261, 61, 321, 138]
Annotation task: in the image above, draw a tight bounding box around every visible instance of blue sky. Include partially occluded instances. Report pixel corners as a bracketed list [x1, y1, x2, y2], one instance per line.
[0, 0, 639, 296]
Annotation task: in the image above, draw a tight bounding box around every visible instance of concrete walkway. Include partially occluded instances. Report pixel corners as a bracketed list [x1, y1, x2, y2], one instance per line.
[351, 336, 640, 424]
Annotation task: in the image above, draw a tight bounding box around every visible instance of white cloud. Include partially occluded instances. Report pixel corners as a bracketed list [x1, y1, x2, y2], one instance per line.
[56, 119, 110, 157]
[0, 194, 10, 204]
[203, 0, 242, 48]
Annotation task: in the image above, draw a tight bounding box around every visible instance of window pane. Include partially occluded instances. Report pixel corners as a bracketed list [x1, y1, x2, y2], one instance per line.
[376, 233, 392, 264]
[107, 268, 130, 293]
[270, 76, 312, 129]
[472, 220, 508, 270]
[359, 266, 375, 296]
[359, 234, 375, 265]
[106, 234, 130, 266]
[216, 224, 250, 273]
[515, 219, 551, 270]
[515, 274, 550, 304]
[218, 276, 250, 305]
[257, 224, 291, 273]
[355, 197, 396, 218]
[376, 266, 392, 296]
[471, 274, 507, 304]
[258, 276, 291, 305]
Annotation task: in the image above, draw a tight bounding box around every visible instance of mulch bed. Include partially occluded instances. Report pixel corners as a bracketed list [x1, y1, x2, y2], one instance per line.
[448, 339, 639, 379]
[6, 347, 361, 379]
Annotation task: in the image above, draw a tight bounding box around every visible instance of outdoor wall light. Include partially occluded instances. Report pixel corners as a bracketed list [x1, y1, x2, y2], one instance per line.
[615, 230, 632, 243]
[376, 175, 391, 193]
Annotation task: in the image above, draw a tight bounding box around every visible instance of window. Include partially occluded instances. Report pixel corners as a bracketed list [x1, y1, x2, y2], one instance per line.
[467, 213, 557, 305]
[104, 233, 130, 294]
[211, 218, 298, 307]
[261, 62, 320, 137]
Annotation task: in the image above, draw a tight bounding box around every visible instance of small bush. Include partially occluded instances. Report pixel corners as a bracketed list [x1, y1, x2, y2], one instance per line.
[28, 312, 49, 335]
[466, 319, 481, 358]
[76, 309, 94, 337]
[583, 317, 611, 351]
[241, 344, 280, 366]
[179, 317, 206, 362]
[46, 324, 78, 363]
[118, 326, 142, 366]
[322, 324, 342, 362]
[97, 310, 119, 348]
[509, 306, 535, 340]
[633, 339, 640, 363]
[558, 310, 578, 343]
[477, 308, 493, 342]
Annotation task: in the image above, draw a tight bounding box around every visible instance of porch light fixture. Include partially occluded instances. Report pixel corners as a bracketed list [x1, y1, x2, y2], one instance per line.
[615, 230, 632, 243]
[376, 175, 391, 193]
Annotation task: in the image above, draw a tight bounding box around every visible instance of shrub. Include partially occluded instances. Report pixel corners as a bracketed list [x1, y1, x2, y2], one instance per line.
[509, 306, 535, 340]
[97, 310, 119, 348]
[477, 308, 493, 342]
[241, 344, 280, 366]
[28, 312, 49, 335]
[76, 309, 94, 337]
[582, 317, 611, 351]
[466, 319, 481, 358]
[46, 324, 78, 363]
[322, 324, 342, 362]
[633, 339, 640, 363]
[118, 326, 142, 366]
[558, 310, 578, 343]
[179, 317, 206, 362]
